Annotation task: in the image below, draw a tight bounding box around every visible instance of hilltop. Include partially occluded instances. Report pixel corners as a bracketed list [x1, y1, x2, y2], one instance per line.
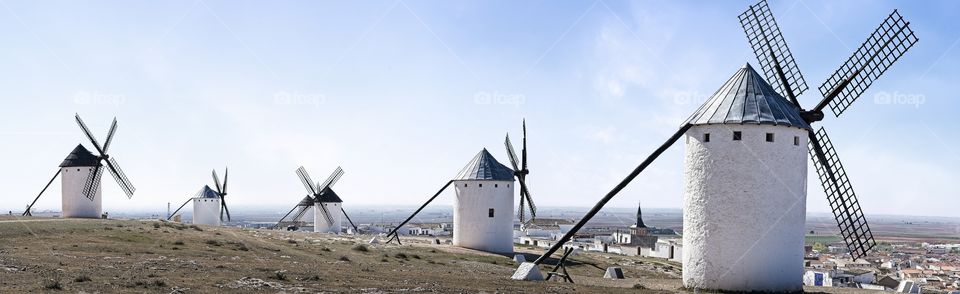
[0, 216, 881, 293]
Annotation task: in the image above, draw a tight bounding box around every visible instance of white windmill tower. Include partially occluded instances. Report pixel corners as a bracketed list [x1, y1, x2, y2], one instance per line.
[168, 168, 231, 226]
[275, 166, 359, 234]
[386, 148, 516, 254]
[23, 114, 136, 218]
[513, 1, 918, 289]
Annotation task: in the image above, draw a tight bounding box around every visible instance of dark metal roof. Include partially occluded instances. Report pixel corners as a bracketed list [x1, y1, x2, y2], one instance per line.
[316, 186, 343, 203]
[199, 185, 220, 199]
[686, 63, 812, 130]
[59, 144, 101, 167]
[454, 148, 516, 181]
[297, 196, 315, 206]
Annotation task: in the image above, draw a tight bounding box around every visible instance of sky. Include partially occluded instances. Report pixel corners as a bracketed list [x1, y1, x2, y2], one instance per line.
[0, 0, 957, 218]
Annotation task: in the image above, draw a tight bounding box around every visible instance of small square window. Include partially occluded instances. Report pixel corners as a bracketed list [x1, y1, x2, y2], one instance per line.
[479, 183, 483, 188]
[766, 133, 775, 142]
[703, 133, 711, 142]
[733, 131, 742, 141]
[494, 184, 498, 188]
[488, 208, 495, 218]
[794, 136, 800, 146]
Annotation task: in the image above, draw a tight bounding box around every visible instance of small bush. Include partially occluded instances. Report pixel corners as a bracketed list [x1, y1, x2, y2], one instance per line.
[393, 252, 408, 259]
[152, 223, 161, 229]
[190, 225, 203, 231]
[380, 258, 389, 262]
[205, 240, 221, 247]
[338, 256, 351, 262]
[411, 254, 421, 259]
[73, 275, 91, 283]
[173, 240, 185, 246]
[351, 244, 369, 252]
[320, 247, 331, 252]
[272, 271, 287, 281]
[103, 227, 113, 231]
[632, 284, 648, 289]
[43, 278, 63, 290]
[287, 239, 298, 244]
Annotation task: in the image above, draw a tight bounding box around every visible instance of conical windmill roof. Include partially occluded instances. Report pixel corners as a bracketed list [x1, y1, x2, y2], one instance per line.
[316, 186, 343, 203]
[685, 63, 812, 130]
[59, 144, 100, 167]
[199, 185, 220, 199]
[454, 149, 515, 181]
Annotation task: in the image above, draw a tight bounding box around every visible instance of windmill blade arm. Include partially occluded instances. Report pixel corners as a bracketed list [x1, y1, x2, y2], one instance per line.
[168, 198, 193, 220]
[532, 124, 690, 265]
[275, 204, 301, 228]
[24, 169, 62, 216]
[222, 167, 228, 194]
[739, 0, 808, 101]
[341, 207, 359, 232]
[317, 203, 334, 226]
[212, 170, 223, 194]
[319, 166, 344, 190]
[524, 185, 537, 219]
[82, 165, 105, 201]
[814, 10, 918, 117]
[105, 157, 135, 198]
[74, 114, 106, 155]
[102, 118, 118, 153]
[504, 135, 521, 171]
[220, 198, 231, 222]
[808, 127, 875, 259]
[386, 180, 454, 240]
[295, 167, 318, 195]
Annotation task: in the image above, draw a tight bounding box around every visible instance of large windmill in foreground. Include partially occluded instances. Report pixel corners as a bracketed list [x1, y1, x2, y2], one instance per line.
[24, 114, 136, 218]
[275, 166, 358, 233]
[513, 1, 917, 290]
[168, 168, 231, 226]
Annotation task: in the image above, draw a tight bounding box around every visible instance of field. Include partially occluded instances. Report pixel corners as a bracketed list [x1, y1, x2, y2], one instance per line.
[0, 216, 885, 293]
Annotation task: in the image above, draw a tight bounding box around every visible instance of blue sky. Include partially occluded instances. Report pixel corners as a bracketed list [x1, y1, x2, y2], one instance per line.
[0, 0, 956, 217]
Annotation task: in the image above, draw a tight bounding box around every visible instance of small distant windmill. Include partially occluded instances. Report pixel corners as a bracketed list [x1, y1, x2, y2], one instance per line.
[505, 120, 537, 226]
[168, 168, 231, 225]
[275, 166, 358, 233]
[23, 114, 136, 218]
[514, 1, 918, 289]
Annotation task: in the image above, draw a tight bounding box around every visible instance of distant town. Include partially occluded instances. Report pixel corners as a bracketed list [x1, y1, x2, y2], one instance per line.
[18, 205, 959, 293]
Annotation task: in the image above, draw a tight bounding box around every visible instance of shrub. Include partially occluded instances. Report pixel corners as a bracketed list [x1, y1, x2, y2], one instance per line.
[338, 256, 351, 262]
[43, 278, 63, 290]
[73, 275, 91, 283]
[393, 252, 408, 259]
[205, 240, 221, 246]
[287, 239, 298, 244]
[351, 244, 369, 252]
[152, 223, 161, 229]
[173, 240, 185, 246]
[272, 271, 287, 281]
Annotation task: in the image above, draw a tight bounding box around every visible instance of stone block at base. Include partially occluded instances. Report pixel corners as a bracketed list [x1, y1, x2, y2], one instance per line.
[603, 267, 625, 279]
[511, 262, 543, 281]
[513, 254, 527, 263]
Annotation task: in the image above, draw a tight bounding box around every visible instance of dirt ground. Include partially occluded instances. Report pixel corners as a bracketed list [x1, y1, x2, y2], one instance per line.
[0, 216, 882, 293]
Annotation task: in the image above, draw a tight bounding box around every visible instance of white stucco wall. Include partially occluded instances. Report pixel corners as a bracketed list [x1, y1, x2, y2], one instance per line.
[314, 202, 342, 233]
[192, 197, 222, 226]
[453, 180, 514, 254]
[61, 166, 102, 218]
[682, 124, 809, 292]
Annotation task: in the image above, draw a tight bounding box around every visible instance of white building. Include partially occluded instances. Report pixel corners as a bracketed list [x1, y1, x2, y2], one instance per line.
[452, 149, 515, 254]
[60, 145, 103, 218]
[314, 186, 344, 234]
[192, 186, 222, 225]
[682, 64, 810, 292]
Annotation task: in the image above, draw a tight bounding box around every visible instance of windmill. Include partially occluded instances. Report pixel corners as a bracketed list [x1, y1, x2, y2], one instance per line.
[23, 114, 136, 218]
[514, 1, 917, 288]
[275, 166, 358, 233]
[505, 120, 537, 226]
[168, 167, 231, 225]
[386, 149, 516, 254]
